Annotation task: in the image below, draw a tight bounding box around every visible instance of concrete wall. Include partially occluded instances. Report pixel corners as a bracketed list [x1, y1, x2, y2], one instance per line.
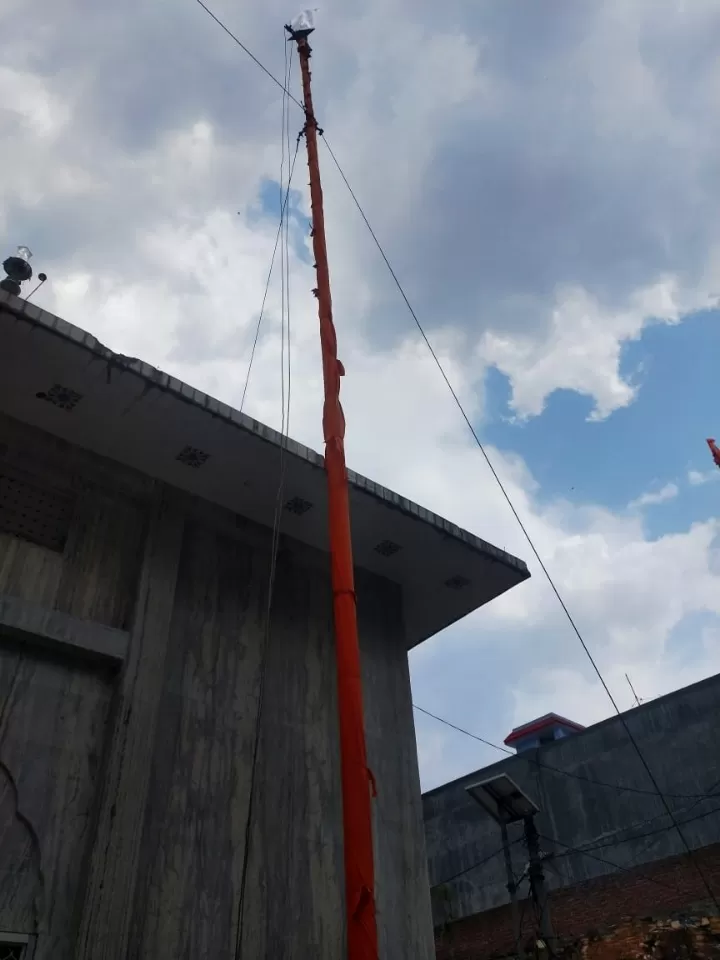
[424, 675, 720, 929]
[0, 412, 434, 959]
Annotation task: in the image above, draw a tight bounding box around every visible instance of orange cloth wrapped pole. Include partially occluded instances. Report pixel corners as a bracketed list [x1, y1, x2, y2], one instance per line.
[707, 438, 720, 470]
[288, 22, 379, 960]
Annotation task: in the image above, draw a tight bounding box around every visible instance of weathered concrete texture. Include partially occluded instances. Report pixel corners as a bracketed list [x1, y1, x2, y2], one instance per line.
[128, 511, 433, 959]
[0, 415, 435, 959]
[0, 593, 128, 662]
[358, 569, 436, 960]
[0, 643, 114, 958]
[0, 294, 530, 650]
[76, 491, 186, 960]
[0, 413, 148, 631]
[425, 672, 720, 929]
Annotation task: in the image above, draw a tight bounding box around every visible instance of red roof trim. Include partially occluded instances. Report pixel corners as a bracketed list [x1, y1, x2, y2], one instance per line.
[503, 714, 585, 746]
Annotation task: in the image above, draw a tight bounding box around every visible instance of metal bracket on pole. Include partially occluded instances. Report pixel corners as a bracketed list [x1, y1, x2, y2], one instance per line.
[501, 822, 526, 960]
[284, 14, 315, 43]
[524, 815, 555, 953]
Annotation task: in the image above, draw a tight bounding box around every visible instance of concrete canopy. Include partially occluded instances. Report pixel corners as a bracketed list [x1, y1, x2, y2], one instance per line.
[0, 290, 529, 648]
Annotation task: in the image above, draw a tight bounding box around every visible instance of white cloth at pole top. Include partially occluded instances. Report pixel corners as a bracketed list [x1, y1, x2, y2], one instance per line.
[291, 9, 317, 33]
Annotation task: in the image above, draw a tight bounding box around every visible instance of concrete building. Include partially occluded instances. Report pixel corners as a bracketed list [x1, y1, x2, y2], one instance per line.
[504, 713, 585, 753]
[0, 288, 529, 960]
[424, 673, 720, 960]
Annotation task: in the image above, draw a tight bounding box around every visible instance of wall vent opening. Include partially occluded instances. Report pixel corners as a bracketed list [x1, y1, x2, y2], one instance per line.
[36, 384, 83, 411]
[285, 497, 313, 516]
[176, 445, 210, 468]
[444, 575, 471, 590]
[374, 540, 401, 557]
[0, 471, 74, 552]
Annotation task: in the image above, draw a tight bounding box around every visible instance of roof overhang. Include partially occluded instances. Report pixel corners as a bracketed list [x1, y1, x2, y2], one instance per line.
[0, 291, 530, 648]
[504, 713, 585, 745]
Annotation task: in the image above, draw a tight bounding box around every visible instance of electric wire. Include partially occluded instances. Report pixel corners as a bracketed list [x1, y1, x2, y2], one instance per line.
[544, 772, 720, 860]
[437, 829, 709, 933]
[430, 784, 720, 910]
[435, 843, 529, 952]
[234, 41, 295, 958]
[431, 838, 522, 889]
[429, 754, 720, 937]
[432, 791, 720, 892]
[283, 42, 294, 441]
[319, 138, 720, 910]
[510, 847, 531, 958]
[239, 135, 300, 413]
[515, 894, 530, 958]
[187, 1, 720, 913]
[279, 39, 289, 446]
[529, 895, 550, 954]
[537, 831, 710, 898]
[574, 799, 720, 857]
[620, 774, 720, 867]
[432, 802, 720, 952]
[192, 0, 304, 111]
[522, 772, 720, 864]
[418, 699, 720, 893]
[413, 704, 720, 802]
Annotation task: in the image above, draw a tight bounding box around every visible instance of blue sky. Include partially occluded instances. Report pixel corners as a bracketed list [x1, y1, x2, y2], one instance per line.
[4, 0, 720, 791]
[410, 302, 720, 770]
[412, 305, 720, 777]
[486, 307, 720, 528]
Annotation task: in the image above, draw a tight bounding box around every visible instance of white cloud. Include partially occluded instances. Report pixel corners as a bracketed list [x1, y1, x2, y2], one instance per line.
[688, 468, 719, 487]
[43, 176, 720, 792]
[0, 66, 69, 138]
[478, 286, 640, 422]
[4, 0, 720, 794]
[7, 0, 720, 421]
[629, 482, 679, 509]
[478, 277, 718, 421]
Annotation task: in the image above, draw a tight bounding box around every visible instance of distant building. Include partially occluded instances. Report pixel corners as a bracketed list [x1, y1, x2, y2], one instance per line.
[0, 289, 529, 960]
[424, 674, 720, 960]
[504, 713, 586, 753]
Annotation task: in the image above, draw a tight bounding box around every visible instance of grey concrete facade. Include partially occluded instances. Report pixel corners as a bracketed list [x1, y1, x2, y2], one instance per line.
[0, 288, 529, 649]
[424, 674, 720, 928]
[0, 411, 434, 959]
[0, 293, 529, 959]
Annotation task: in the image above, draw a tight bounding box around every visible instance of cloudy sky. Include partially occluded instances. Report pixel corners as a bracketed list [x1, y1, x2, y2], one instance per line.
[3, 0, 720, 790]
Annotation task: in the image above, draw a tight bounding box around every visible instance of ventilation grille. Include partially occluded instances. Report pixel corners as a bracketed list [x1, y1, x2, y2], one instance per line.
[445, 575, 471, 590]
[285, 496, 313, 516]
[374, 539, 401, 557]
[0, 472, 75, 552]
[176, 445, 210, 468]
[36, 383, 83, 410]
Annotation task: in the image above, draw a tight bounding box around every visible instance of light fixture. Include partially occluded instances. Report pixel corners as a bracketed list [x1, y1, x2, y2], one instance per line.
[465, 774, 539, 825]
